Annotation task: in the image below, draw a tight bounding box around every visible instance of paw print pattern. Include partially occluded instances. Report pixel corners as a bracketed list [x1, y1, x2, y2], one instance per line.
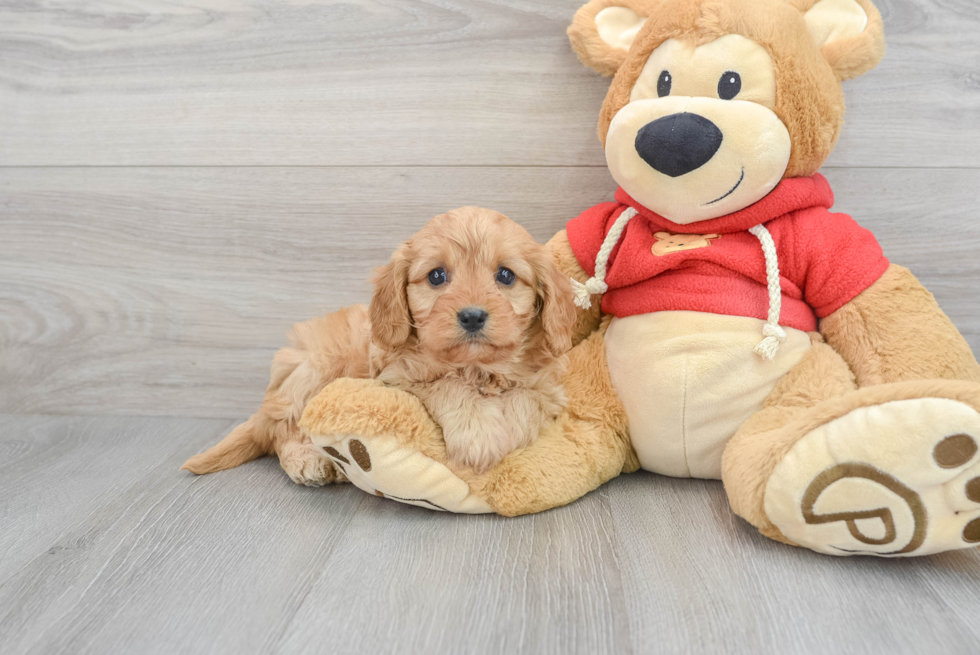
[320, 439, 450, 511]
[801, 433, 980, 553]
[766, 397, 980, 557]
[933, 434, 980, 543]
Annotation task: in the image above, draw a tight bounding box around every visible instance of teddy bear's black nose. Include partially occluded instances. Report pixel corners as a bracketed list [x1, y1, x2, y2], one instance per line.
[634, 112, 723, 177]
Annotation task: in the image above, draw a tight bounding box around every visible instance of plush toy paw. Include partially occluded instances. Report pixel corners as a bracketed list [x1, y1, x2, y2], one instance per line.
[313, 433, 491, 513]
[300, 378, 492, 514]
[765, 397, 980, 556]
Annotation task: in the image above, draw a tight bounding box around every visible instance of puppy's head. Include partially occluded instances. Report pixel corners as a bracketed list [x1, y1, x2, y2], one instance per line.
[369, 207, 575, 365]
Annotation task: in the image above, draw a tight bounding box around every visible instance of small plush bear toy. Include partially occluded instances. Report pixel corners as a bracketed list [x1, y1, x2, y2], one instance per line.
[301, 0, 980, 557]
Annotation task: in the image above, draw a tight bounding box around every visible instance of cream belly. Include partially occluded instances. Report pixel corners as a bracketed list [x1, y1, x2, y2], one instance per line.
[605, 311, 812, 479]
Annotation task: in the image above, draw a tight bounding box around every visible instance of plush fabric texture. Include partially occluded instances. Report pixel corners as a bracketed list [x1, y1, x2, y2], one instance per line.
[721, 265, 980, 549]
[792, 0, 887, 80]
[606, 311, 811, 478]
[723, 377, 980, 552]
[301, 378, 450, 464]
[573, 0, 885, 176]
[721, 336, 858, 543]
[568, 0, 663, 76]
[802, 0, 869, 49]
[605, 90, 793, 223]
[301, 379, 493, 513]
[820, 264, 980, 386]
[764, 395, 980, 556]
[566, 175, 889, 331]
[596, 0, 858, 178]
[472, 324, 638, 516]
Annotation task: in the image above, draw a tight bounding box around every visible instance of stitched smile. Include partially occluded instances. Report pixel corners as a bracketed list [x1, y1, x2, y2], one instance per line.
[703, 168, 745, 206]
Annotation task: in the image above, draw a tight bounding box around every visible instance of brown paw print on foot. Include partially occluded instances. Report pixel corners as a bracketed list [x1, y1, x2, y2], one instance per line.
[802, 432, 980, 554]
[934, 434, 980, 544]
[801, 463, 926, 554]
[319, 439, 448, 511]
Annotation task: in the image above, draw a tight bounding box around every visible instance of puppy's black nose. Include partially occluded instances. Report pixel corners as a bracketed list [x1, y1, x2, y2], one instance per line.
[457, 307, 488, 333]
[634, 112, 723, 177]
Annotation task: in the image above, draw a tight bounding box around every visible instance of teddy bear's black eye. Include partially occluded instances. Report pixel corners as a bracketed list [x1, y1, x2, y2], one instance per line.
[496, 266, 516, 286]
[428, 268, 447, 286]
[657, 70, 672, 97]
[718, 71, 741, 100]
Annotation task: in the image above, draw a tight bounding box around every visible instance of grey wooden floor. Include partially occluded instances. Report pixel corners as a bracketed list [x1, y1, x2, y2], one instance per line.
[2, 1, 980, 653]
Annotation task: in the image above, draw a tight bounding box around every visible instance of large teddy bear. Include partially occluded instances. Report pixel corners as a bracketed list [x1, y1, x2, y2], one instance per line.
[301, 0, 980, 557]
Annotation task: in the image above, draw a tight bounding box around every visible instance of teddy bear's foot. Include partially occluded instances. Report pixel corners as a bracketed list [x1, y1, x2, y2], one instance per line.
[765, 397, 980, 556]
[312, 433, 492, 513]
[300, 378, 492, 513]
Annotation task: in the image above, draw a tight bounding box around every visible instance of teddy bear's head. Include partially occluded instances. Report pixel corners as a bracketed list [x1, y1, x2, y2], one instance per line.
[568, 0, 885, 224]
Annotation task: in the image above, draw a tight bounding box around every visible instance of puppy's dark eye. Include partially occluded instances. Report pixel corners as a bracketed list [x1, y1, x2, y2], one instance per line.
[496, 267, 516, 286]
[718, 71, 741, 100]
[657, 70, 672, 97]
[427, 268, 448, 286]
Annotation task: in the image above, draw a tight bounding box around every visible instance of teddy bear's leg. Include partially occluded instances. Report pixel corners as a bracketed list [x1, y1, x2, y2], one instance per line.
[301, 327, 636, 516]
[723, 339, 980, 556]
[471, 325, 637, 516]
[723, 338, 856, 544]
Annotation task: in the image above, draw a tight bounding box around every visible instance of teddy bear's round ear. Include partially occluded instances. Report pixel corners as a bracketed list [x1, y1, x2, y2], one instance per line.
[798, 0, 886, 80]
[567, 0, 654, 76]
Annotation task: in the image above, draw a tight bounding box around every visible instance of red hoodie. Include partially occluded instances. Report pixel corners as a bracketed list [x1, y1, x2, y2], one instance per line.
[566, 174, 889, 332]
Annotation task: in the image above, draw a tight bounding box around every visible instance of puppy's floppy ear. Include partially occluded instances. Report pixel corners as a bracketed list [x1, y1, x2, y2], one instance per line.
[369, 244, 413, 351]
[531, 244, 577, 357]
[568, 0, 654, 76]
[797, 0, 886, 80]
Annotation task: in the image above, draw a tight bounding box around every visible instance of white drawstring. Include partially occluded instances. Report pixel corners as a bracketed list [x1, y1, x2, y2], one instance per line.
[748, 224, 786, 361]
[571, 207, 638, 310]
[573, 209, 786, 361]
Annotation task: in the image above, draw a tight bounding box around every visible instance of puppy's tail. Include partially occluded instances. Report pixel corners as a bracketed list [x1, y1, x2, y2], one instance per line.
[181, 418, 271, 475]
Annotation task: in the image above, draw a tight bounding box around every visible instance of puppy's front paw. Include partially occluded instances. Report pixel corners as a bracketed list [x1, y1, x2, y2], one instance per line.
[278, 441, 345, 487]
[442, 404, 525, 475]
[445, 432, 514, 475]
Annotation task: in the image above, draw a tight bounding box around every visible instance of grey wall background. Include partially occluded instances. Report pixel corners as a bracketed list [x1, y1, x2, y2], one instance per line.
[3, 0, 979, 419]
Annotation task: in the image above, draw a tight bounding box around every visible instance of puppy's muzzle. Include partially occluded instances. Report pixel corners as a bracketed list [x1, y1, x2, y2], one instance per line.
[635, 112, 723, 178]
[457, 307, 488, 334]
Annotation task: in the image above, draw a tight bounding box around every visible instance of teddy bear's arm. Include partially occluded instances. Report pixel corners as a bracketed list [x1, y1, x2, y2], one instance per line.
[820, 263, 980, 386]
[548, 229, 603, 346]
[471, 327, 638, 516]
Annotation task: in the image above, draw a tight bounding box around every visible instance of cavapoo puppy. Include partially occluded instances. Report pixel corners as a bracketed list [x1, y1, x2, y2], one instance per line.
[182, 207, 576, 483]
